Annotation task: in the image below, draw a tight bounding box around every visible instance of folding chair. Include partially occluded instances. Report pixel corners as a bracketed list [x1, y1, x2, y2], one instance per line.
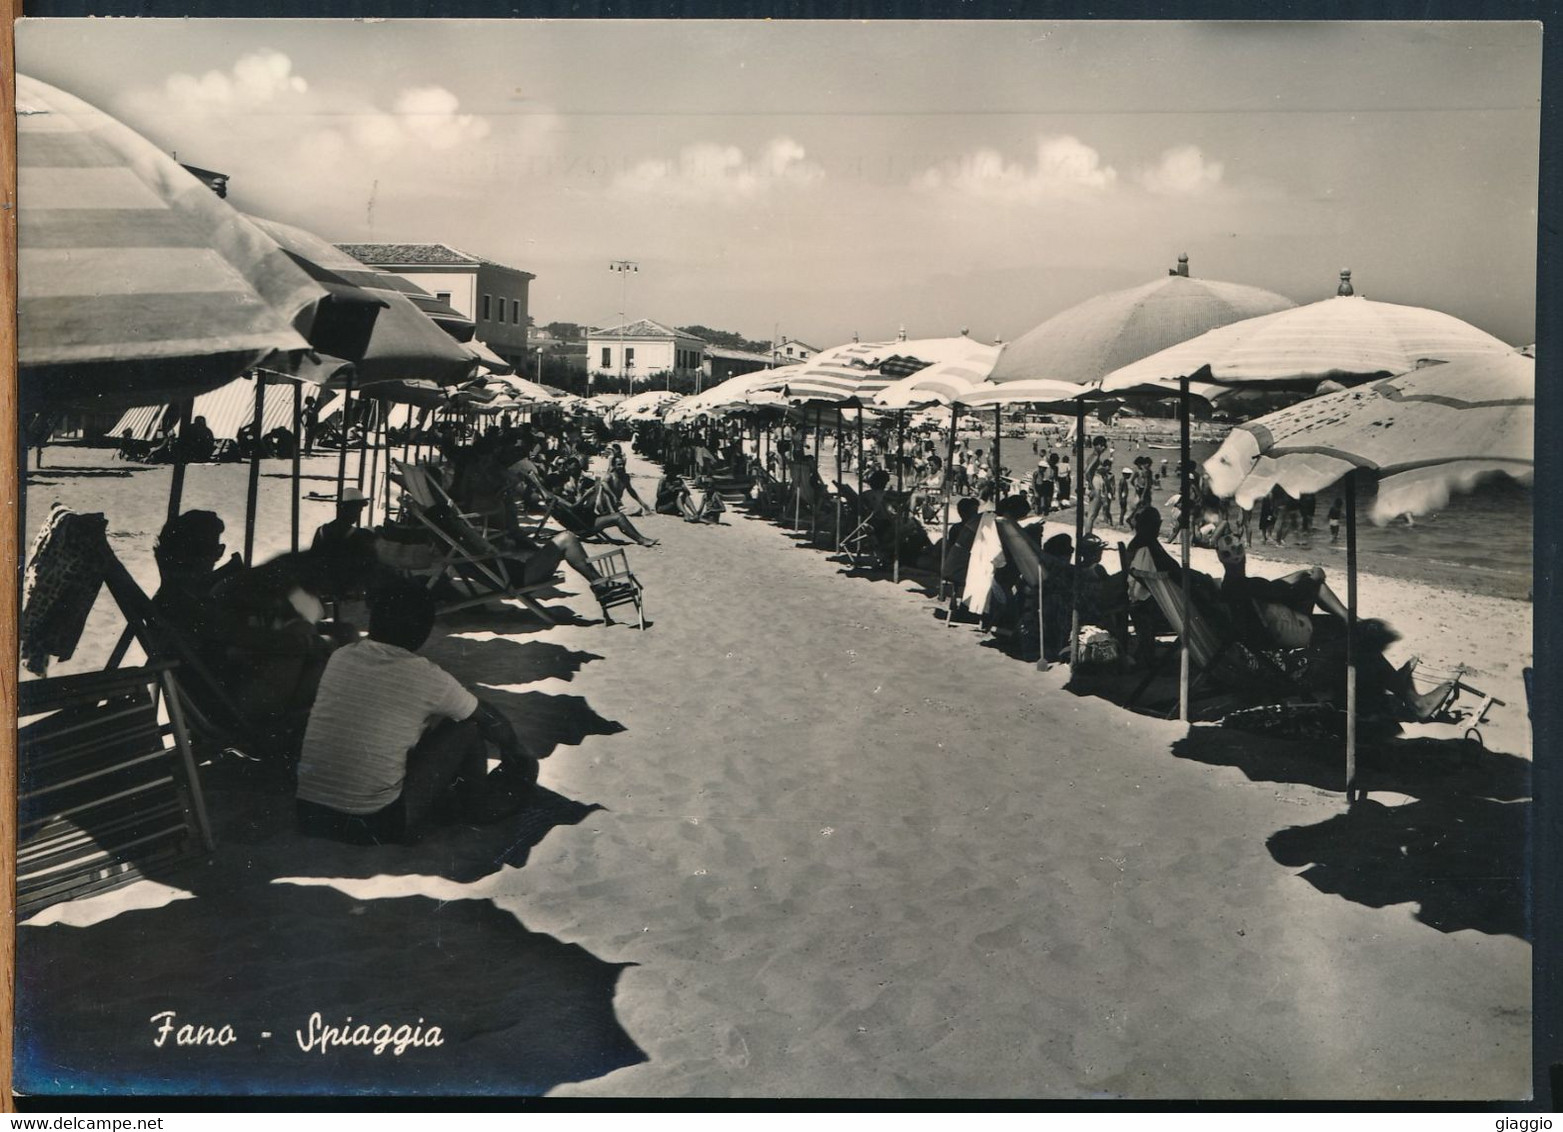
[98, 539, 301, 763]
[18, 661, 214, 916]
[587, 546, 646, 629]
[395, 493, 564, 620]
[1126, 556, 1309, 718]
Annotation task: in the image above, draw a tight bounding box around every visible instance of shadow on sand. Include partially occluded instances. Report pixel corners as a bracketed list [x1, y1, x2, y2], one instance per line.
[15, 878, 644, 1095]
[14, 625, 645, 1097]
[1172, 725, 1531, 939]
[27, 467, 140, 482]
[424, 636, 604, 686]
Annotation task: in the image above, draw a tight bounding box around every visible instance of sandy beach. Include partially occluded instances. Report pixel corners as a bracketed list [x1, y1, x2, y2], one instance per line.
[15, 444, 1533, 1100]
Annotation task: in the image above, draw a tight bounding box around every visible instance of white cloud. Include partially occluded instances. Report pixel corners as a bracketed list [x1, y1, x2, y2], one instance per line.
[914, 135, 1117, 201]
[393, 86, 491, 150]
[158, 49, 308, 115]
[1138, 144, 1224, 196]
[613, 137, 824, 202]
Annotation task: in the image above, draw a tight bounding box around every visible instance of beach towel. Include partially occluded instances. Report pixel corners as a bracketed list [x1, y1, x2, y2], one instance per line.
[961, 514, 1005, 615]
[21, 506, 110, 676]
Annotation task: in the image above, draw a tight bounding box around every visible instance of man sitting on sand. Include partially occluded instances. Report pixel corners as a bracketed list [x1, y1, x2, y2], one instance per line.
[295, 579, 539, 845]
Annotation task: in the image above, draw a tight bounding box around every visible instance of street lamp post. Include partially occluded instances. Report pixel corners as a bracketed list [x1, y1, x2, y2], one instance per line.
[609, 260, 638, 393]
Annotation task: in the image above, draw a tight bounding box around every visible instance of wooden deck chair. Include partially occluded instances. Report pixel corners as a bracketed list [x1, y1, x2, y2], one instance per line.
[787, 463, 831, 535]
[393, 460, 505, 538]
[18, 661, 214, 916]
[586, 547, 646, 629]
[749, 465, 788, 517]
[99, 540, 298, 763]
[396, 491, 564, 620]
[1126, 554, 1307, 716]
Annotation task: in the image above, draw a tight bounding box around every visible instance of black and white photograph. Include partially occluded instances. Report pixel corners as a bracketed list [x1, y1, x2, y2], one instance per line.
[11, 18, 1542, 1101]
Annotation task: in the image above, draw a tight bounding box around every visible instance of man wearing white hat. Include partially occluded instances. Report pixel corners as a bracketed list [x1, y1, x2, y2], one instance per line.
[312, 486, 375, 596]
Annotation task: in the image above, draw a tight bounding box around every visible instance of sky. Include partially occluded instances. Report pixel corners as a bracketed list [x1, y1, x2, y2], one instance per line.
[15, 19, 1543, 349]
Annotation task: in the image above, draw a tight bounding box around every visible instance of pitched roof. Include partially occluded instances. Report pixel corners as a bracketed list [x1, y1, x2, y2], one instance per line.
[590, 318, 704, 342]
[334, 242, 535, 277]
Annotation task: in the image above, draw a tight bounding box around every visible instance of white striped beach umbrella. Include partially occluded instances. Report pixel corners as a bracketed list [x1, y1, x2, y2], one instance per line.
[746, 339, 904, 404]
[17, 75, 330, 409]
[871, 337, 1006, 407]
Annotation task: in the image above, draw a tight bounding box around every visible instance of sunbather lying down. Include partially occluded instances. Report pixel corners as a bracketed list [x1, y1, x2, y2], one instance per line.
[1213, 531, 1455, 722]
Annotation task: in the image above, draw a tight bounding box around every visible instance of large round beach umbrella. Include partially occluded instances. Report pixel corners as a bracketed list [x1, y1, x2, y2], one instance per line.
[1203, 349, 1533, 803]
[978, 266, 1294, 675]
[16, 75, 333, 410]
[1098, 277, 1517, 722]
[990, 266, 1297, 386]
[247, 216, 479, 389]
[1099, 284, 1514, 396]
[1205, 350, 1534, 520]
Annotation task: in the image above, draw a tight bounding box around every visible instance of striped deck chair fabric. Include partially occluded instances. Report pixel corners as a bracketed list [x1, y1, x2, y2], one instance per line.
[18, 662, 213, 916]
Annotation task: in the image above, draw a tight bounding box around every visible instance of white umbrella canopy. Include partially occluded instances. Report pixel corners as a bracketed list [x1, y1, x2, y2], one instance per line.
[667, 370, 793, 422]
[755, 337, 990, 405]
[989, 269, 1297, 387]
[1204, 350, 1534, 523]
[1099, 288, 1515, 396]
[951, 377, 1090, 411]
[610, 389, 683, 420]
[488, 375, 559, 403]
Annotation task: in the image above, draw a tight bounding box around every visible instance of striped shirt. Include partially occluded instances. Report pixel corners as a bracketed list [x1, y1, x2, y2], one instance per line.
[295, 639, 478, 814]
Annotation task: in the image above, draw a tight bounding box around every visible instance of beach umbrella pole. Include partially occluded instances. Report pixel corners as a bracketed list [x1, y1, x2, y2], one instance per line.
[1070, 400, 1084, 671]
[1345, 470, 1359, 804]
[811, 422, 823, 543]
[291, 382, 303, 553]
[943, 405, 960, 619]
[1179, 373, 1192, 723]
[166, 399, 192, 524]
[365, 404, 383, 527]
[993, 405, 1001, 496]
[335, 379, 355, 502]
[856, 403, 864, 499]
[356, 399, 372, 490]
[894, 409, 905, 583]
[834, 410, 844, 550]
[243, 374, 265, 565]
[1037, 564, 1048, 671]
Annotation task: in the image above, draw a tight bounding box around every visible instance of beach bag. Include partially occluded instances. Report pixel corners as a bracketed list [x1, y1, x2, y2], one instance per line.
[1074, 626, 1120, 670]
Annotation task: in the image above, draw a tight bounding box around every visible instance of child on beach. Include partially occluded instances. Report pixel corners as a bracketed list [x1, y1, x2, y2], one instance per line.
[1328, 497, 1344, 544]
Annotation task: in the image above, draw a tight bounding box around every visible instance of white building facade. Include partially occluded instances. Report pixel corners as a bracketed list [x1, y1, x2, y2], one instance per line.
[588, 319, 708, 385]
